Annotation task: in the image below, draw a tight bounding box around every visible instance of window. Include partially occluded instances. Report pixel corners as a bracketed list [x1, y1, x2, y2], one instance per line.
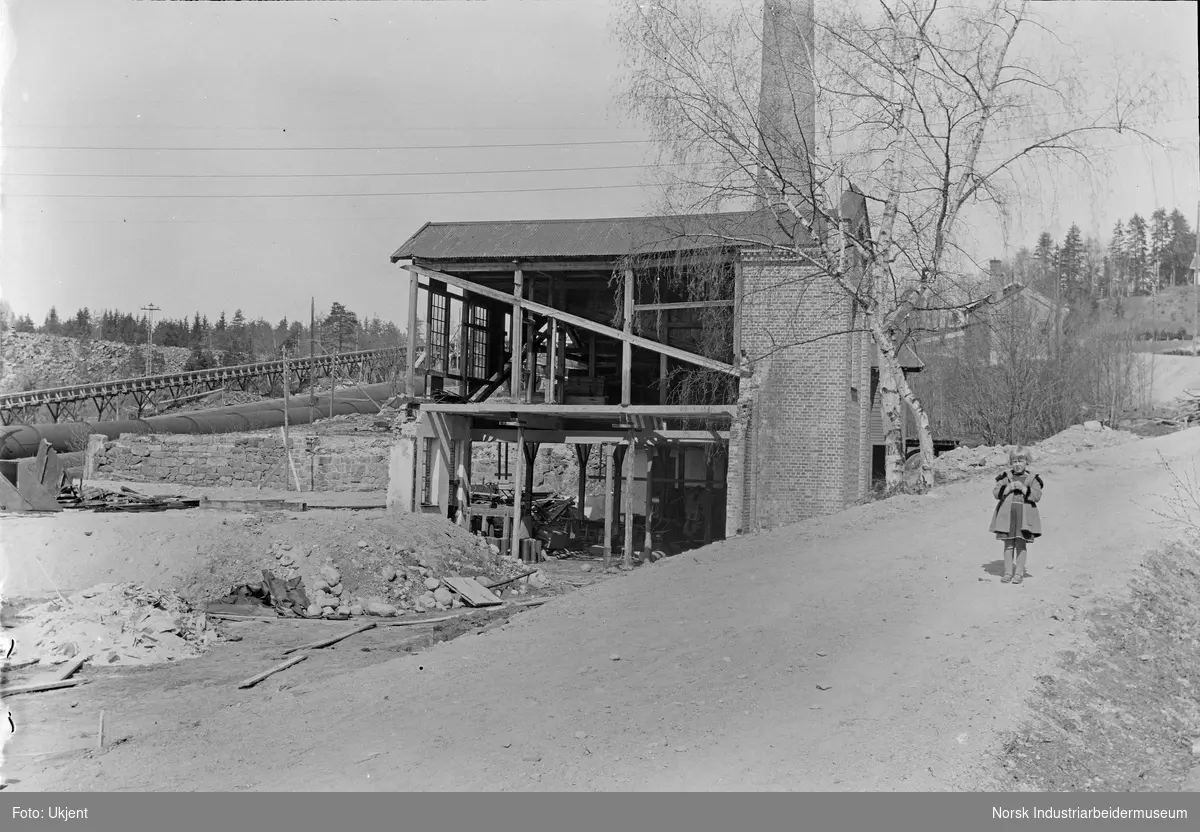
[422, 438, 434, 505]
[428, 292, 449, 374]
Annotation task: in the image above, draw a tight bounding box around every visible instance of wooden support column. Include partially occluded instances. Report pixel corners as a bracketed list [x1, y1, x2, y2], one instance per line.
[406, 270, 419, 397]
[657, 277, 668, 405]
[511, 425, 525, 557]
[602, 444, 615, 571]
[459, 295, 471, 395]
[623, 434, 636, 568]
[704, 454, 715, 544]
[575, 444, 591, 531]
[644, 447, 655, 554]
[622, 268, 634, 405]
[547, 318, 559, 405]
[511, 268, 524, 400]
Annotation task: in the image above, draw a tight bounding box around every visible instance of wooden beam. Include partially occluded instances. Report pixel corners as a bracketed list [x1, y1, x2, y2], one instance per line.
[547, 318, 559, 405]
[424, 402, 737, 418]
[456, 437, 471, 527]
[406, 270, 419, 397]
[633, 300, 734, 312]
[412, 259, 619, 273]
[602, 443, 615, 571]
[511, 268, 524, 400]
[575, 444, 590, 529]
[622, 268, 634, 405]
[471, 429, 729, 444]
[405, 264, 738, 376]
[623, 434, 635, 569]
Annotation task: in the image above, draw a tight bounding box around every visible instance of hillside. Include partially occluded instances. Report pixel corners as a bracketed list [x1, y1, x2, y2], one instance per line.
[0, 331, 194, 393]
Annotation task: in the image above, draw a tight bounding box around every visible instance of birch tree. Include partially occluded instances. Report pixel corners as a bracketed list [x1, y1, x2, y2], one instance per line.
[615, 0, 1164, 490]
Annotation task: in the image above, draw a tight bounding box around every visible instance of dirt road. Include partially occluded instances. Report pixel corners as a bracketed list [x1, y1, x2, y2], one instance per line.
[5, 429, 1198, 791]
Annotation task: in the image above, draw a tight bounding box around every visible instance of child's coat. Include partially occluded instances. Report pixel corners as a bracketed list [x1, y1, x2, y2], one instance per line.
[990, 469, 1043, 540]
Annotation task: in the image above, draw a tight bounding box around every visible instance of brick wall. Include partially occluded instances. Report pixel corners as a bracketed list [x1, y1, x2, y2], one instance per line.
[91, 432, 390, 492]
[733, 249, 870, 532]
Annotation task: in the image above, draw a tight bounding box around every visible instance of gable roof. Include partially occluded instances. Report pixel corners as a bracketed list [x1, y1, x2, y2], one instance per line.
[390, 210, 813, 263]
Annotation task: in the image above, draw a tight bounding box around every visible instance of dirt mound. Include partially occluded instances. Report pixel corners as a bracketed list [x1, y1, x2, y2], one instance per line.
[6, 583, 209, 667]
[932, 423, 1142, 483]
[177, 510, 533, 615]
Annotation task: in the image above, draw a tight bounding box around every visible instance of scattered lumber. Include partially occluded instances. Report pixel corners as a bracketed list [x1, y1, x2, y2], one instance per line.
[236, 654, 308, 690]
[1, 678, 85, 696]
[1, 658, 41, 673]
[282, 623, 377, 656]
[486, 569, 539, 590]
[54, 655, 89, 681]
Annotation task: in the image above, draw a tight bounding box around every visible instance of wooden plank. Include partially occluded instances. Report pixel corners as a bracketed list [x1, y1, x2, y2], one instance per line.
[456, 438, 471, 528]
[282, 623, 377, 655]
[633, 300, 734, 311]
[406, 264, 738, 375]
[603, 443, 615, 571]
[54, 655, 88, 681]
[236, 654, 308, 689]
[1, 658, 41, 673]
[470, 429, 729, 444]
[511, 269, 524, 399]
[425, 402, 737, 418]
[1, 678, 83, 696]
[443, 576, 503, 607]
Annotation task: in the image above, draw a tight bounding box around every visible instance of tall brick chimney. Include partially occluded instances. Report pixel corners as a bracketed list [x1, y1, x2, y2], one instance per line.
[756, 0, 817, 209]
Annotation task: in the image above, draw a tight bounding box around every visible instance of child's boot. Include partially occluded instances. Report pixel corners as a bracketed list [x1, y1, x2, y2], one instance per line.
[1001, 546, 1014, 583]
[1012, 545, 1027, 584]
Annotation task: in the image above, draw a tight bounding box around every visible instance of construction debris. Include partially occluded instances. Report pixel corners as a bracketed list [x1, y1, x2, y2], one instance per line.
[236, 654, 308, 690]
[55, 482, 199, 513]
[5, 583, 211, 667]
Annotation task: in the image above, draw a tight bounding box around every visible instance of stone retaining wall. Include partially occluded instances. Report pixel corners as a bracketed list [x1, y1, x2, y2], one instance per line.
[91, 432, 389, 492]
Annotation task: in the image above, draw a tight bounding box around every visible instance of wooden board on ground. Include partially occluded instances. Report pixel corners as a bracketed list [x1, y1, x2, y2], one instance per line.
[442, 577, 503, 607]
[199, 497, 308, 512]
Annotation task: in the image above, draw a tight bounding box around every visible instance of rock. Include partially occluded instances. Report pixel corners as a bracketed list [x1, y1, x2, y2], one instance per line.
[1083, 420, 1102, 431]
[420, 593, 437, 610]
[56, 641, 78, 659]
[281, 543, 292, 551]
[273, 550, 285, 560]
[329, 583, 344, 597]
[306, 604, 321, 617]
[987, 452, 1010, 467]
[574, 731, 588, 739]
[312, 579, 331, 594]
[382, 568, 397, 583]
[321, 606, 336, 618]
[610, 653, 620, 661]
[451, 598, 464, 609]
[320, 565, 341, 586]
[363, 599, 399, 617]
[433, 587, 454, 606]
[521, 751, 542, 763]
[357, 540, 368, 549]
[580, 564, 592, 573]
[489, 544, 500, 556]
[1192, 739, 1200, 756]
[424, 577, 441, 591]
[84, 530, 93, 536]
[337, 605, 351, 616]
[529, 570, 549, 590]
[349, 603, 364, 616]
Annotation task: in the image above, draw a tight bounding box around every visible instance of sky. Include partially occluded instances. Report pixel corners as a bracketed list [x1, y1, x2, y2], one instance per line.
[0, 0, 1197, 330]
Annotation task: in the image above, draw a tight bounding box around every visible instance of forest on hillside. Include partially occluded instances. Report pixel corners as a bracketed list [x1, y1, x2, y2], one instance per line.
[0, 301, 407, 371]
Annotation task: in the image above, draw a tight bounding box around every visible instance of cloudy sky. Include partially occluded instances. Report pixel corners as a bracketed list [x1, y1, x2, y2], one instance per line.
[1, 0, 1197, 330]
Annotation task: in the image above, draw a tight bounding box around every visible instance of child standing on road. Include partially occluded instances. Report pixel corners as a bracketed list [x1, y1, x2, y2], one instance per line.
[990, 447, 1044, 585]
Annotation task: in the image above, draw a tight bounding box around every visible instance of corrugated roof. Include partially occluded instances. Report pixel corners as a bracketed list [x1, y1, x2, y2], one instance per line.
[390, 210, 811, 262]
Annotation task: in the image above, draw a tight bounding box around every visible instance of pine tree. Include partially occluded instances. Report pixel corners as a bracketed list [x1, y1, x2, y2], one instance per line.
[1169, 208, 1196, 287]
[1059, 224, 1085, 303]
[1033, 232, 1056, 297]
[1126, 214, 1150, 295]
[1107, 220, 1127, 297]
[43, 306, 62, 335]
[1150, 208, 1171, 290]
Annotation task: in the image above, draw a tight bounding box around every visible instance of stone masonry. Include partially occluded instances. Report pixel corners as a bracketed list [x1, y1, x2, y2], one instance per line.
[91, 432, 390, 492]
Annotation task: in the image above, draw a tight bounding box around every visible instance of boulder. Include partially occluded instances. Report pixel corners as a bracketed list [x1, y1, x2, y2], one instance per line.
[320, 564, 341, 586]
[306, 604, 322, 618]
[382, 567, 397, 583]
[433, 587, 454, 607]
[329, 583, 344, 597]
[1083, 420, 1103, 431]
[363, 598, 399, 617]
[424, 577, 441, 591]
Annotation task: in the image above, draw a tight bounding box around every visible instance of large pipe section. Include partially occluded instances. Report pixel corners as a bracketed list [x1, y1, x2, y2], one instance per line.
[0, 382, 402, 460]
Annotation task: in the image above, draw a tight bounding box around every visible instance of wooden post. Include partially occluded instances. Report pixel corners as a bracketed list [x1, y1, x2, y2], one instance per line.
[644, 447, 655, 554]
[622, 268, 634, 405]
[704, 453, 715, 544]
[282, 354, 301, 492]
[623, 434, 636, 568]
[575, 444, 590, 532]
[459, 295, 471, 396]
[407, 272, 419, 397]
[547, 318, 559, 404]
[511, 426, 525, 559]
[511, 268, 524, 400]
[602, 443, 615, 571]
[657, 278, 669, 405]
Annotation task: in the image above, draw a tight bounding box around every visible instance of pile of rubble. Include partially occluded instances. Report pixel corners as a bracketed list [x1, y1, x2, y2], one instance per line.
[205, 533, 548, 621]
[6, 583, 212, 667]
[930, 421, 1142, 483]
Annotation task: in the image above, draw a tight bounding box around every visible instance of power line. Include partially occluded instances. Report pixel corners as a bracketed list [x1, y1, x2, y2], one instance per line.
[2, 162, 680, 180]
[2, 137, 666, 152]
[4, 182, 653, 199]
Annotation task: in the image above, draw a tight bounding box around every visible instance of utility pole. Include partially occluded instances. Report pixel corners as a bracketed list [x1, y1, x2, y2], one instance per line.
[140, 303, 160, 376]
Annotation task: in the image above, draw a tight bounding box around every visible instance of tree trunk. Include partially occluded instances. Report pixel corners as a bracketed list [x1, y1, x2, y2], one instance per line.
[874, 347, 905, 491]
[895, 370, 935, 490]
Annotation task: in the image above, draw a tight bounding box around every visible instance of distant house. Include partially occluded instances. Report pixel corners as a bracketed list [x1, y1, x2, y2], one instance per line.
[933, 281, 1061, 365]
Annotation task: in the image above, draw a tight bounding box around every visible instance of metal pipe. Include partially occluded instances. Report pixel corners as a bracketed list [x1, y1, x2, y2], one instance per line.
[0, 381, 398, 460]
